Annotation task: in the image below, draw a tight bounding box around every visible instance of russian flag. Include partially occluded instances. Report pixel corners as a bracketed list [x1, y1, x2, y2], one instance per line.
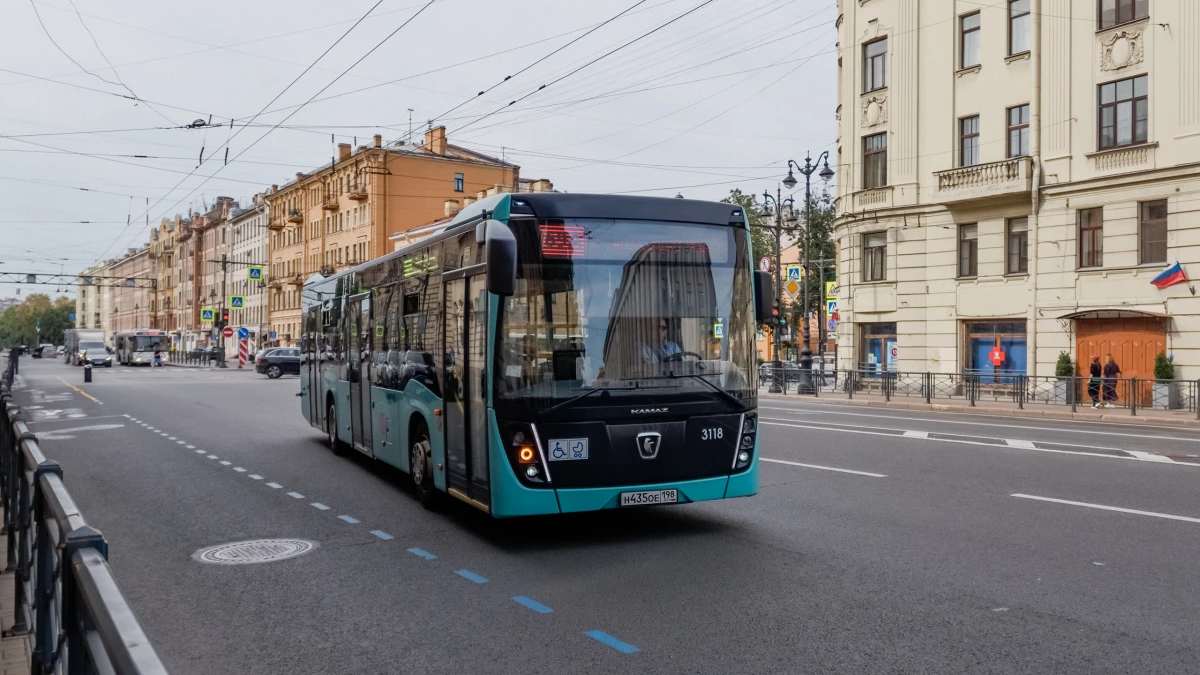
[1151, 261, 1188, 289]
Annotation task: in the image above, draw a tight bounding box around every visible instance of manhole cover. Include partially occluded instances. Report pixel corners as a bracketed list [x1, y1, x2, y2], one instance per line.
[194, 539, 317, 565]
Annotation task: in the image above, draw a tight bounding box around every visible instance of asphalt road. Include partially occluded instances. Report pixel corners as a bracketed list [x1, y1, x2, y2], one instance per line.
[11, 358, 1200, 674]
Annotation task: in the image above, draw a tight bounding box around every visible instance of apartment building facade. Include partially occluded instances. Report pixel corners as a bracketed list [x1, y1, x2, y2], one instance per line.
[107, 247, 153, 333]
[834, 0, 1200, 380]
[265, 126, 524, 346]
[229, 195, 269, 352]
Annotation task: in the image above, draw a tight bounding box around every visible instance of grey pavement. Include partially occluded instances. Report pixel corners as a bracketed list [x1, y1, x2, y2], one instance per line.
[10, 358, 1200, 674]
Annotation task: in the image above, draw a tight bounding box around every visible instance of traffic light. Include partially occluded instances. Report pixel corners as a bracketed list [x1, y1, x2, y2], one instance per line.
[217, 308, 230, 329]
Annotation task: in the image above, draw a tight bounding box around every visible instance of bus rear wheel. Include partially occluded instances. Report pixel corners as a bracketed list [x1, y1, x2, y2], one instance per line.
[410, 423, 440, 508]
[327, 403, 347, 456]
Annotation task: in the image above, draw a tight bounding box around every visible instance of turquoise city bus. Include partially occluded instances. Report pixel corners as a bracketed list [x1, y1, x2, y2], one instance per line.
[299, 192, 772, 517]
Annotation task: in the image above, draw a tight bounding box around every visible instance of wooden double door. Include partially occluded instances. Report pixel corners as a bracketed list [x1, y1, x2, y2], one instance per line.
[1076, 317, 1166, 402]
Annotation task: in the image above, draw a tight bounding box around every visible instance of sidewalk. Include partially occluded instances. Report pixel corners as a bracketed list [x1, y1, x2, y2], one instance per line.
[0, 512, 31, 674]
[759, 389, 1200, 428]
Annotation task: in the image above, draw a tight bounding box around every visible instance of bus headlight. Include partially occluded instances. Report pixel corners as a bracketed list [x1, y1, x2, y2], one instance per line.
[501, 423, 550, 485]
[525, 466, 539, 478]
[734, 412, 757, 470]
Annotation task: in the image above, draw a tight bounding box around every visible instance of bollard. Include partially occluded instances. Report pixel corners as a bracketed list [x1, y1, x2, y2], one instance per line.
[83, 364, 92, 383]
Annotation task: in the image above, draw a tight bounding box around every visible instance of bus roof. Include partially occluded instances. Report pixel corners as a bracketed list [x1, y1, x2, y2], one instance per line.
[307, 193, 748, 288]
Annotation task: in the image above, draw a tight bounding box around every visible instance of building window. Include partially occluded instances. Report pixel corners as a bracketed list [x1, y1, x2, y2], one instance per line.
[1007, 217, 1028, 274]
[964, 321, 1028, 381]
[960, 116, 980, 167]
[961, 13, 981, 68]
[1099, 0, 1148, 30]
[958, 224, 978, 278]
[1009, 0, 1030, 54]
[863, 38, 887, 92]
[1007, 105, 1030, 157]
[860, 322, 898, 373]
[454, 173, 464, 192]
[1139, 200, 1167, 264]
[1099, 74, 1148, 150]
[863, 133, 887, 189]
[863, 231, 887, 282]
[1078, 208, 1104, 268]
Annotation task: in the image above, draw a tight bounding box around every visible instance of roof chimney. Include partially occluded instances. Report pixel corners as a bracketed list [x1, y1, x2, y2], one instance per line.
[271, 185, 278, 193]
[462, 197, 476, 208]
[295, 172, 304, 183]
[532, 179, 553, 193]
[337, 143, 352, 161]
[444, 199, 460, 218]
[424, 126, 447, 156]
[373, 134, 382, 148]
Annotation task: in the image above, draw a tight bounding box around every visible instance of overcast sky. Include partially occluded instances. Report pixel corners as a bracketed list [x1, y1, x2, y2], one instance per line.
[0, 0, 837, 292]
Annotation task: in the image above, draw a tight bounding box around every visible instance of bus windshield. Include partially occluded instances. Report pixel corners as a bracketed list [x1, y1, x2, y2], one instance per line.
[133, 336, 169, 351]
[496, 218, 755, 409]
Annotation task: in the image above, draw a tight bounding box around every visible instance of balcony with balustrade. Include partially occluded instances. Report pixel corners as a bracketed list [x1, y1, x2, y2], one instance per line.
[933, 156, 1032, 204]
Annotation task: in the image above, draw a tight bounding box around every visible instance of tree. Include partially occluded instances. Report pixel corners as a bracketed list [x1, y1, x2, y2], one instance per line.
[781, 189, 836, 322]
[722, 189, 776, 262]
[0, 295, 75, 347]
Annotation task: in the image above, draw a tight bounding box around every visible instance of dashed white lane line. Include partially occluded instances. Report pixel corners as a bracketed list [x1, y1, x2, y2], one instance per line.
[175, 440, 186, 445]
[287, 492, 305, 499]
[1126, 450, 1176, 463]
[311, 503, 330, 511]
[1006, 439, 1036, 449]
[761, 457, 887, 478]
[206, 455, 218, 460]
[266, 482, 283, 489]
[248, 474, 263, 480]
[194, 450, 205, 454]
[338, 515, 360, 524]
[185, 444, 196, 449]
[233, 467, 247, 472]
[903, 430, 929, 439]
[168, 436, 177, 441]
[1011, 494, 1200, 524]
[219, 461, 231, 466]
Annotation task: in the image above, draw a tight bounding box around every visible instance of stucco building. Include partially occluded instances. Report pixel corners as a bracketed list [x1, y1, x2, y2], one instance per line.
[229, 195, 269, 353]
[834, 0, 1200, 381]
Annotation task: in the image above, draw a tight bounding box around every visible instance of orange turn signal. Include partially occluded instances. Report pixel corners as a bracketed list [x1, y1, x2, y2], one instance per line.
[518, 447, 535, 463]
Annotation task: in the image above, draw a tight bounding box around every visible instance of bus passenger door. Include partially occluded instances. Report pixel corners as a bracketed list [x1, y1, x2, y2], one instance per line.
[443, 271, 490, 509]
[347, 293, 373, 455]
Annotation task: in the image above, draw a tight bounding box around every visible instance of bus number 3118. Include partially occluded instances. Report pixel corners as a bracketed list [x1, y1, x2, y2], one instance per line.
[701, 427, 724, 441]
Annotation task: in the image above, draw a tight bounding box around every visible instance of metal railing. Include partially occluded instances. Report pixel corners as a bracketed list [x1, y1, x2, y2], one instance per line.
[758, 365, 1200, 418]
[166, 349, 224, 367]
[1, 352, 170, 674]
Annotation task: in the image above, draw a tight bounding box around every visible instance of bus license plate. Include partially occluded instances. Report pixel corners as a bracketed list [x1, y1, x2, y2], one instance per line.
[619, 489, 678, 507]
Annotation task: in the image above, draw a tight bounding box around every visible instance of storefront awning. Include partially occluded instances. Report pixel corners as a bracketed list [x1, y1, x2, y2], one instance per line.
[1056, 307, 1167, 320]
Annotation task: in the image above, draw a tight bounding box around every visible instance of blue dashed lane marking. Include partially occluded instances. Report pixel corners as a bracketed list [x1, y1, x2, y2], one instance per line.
[370, 530, 393, 540]
[586, 630, 639, 654]
[338, 515, 360, 524]
[408, 548, 437, 560]
[455, 570, 488, 584]
[513, 596, 553, 614]
[311, 503, 330, 511]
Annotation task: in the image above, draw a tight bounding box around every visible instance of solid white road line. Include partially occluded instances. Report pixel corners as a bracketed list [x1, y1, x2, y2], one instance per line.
[759, 404, 1200, 443]
[761, 457, 887, 477]
[1011, 493, 1200, 524]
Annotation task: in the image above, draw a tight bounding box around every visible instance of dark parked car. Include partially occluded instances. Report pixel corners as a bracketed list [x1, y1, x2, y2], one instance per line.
[82, 348, 113, 367]
[256, 348, 300, 379]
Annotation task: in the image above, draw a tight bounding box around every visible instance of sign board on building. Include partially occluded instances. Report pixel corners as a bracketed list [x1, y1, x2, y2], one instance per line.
[785, 264, 802, 281]
[891, 346, 899, 358]
[247, 266, 263, 281]
[237, 327, 250, 340]
[990, 348, 1006, 366]
[759, 257, 771, 272]
[229, 295, 245, 309]
[825, 281, 839, 300]
[200, 307, 214, 323]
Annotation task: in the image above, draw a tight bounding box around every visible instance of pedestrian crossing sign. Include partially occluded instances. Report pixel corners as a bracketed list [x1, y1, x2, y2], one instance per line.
[200, 307, 214, 322]
[785, 264, 802, 281]
[247, 266, 263, 281]
[229, 295, 245, 309]
[375, 325, 384, 338]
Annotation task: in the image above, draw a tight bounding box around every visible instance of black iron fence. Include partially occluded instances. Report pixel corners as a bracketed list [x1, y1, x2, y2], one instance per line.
[758, 365, 1200, 418]
[167, 349, 224, 367]
[1, 352, 169, 674]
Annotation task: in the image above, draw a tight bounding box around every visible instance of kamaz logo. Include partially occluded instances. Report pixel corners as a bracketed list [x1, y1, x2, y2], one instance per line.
[637, 432, 662, 460]
[631, 407, 668, 414]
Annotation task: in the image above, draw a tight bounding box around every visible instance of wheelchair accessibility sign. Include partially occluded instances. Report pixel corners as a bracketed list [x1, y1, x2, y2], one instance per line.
[548, 438, 588, 461]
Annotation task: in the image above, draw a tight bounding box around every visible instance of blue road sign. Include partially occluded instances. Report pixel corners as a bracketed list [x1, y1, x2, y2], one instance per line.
[237, 327, 250, 340]
[247, 266, 263, 281]
[69, 313, 76, 321]
[229, 295, 245, 309]
[200, 307, 215, 322]
[269, 331, 277, 340]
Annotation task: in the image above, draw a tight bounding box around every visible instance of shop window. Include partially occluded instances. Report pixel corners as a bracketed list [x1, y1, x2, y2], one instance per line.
[859, 322, 897, 374]
[964, 320, 1027, 382]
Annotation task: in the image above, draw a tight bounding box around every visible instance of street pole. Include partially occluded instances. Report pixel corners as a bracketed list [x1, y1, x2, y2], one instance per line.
[781, 152, 834, 395]
[761, 188, 793, 395]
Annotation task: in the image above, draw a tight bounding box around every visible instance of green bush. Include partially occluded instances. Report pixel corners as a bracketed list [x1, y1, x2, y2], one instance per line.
[1054, 351, 1074, 377]
[1154, 351, 1174, 380]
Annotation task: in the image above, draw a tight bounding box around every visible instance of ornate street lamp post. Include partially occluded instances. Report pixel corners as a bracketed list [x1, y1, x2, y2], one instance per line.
[781, 152, 834, 394]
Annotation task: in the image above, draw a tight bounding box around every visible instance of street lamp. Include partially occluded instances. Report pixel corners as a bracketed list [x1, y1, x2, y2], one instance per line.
[760, 188, 794, 394]
[783, 152, 834, 394]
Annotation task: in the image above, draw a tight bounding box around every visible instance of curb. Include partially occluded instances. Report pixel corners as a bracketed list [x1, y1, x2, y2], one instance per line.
[758, 393, 1200, 428]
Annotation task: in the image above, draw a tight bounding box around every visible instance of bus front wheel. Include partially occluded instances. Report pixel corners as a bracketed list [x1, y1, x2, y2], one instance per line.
[410, 423, 440, 508]
[327, 403, 347, 456]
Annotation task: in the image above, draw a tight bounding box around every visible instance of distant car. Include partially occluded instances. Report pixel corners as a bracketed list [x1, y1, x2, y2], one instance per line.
[55, 346, 65, 356]
[36, 343, 57, 359]
[82, 348, 113, 367]
[256, 348, 300, 379]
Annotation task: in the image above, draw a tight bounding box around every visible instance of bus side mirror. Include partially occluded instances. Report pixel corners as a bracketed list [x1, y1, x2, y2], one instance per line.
[484, 219, 517, 297]
[753, 271, 773, 323]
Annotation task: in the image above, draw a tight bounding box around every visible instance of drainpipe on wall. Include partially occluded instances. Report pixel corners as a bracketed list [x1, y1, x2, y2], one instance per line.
[1028, 0, 1042, 377]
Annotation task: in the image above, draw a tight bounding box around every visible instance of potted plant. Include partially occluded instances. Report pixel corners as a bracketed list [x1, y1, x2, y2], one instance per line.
[1053, 351, 1073, 404]
[1152, 351, 1180, 410]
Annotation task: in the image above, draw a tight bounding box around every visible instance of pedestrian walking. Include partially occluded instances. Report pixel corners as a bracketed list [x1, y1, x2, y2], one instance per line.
[1088, 355, 1103, 408]
[1102, 353, 1121, 408]
[153, 347, 162, 368]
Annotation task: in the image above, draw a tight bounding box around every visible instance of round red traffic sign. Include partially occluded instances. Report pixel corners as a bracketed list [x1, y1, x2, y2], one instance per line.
[222, 326, 234, 338]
